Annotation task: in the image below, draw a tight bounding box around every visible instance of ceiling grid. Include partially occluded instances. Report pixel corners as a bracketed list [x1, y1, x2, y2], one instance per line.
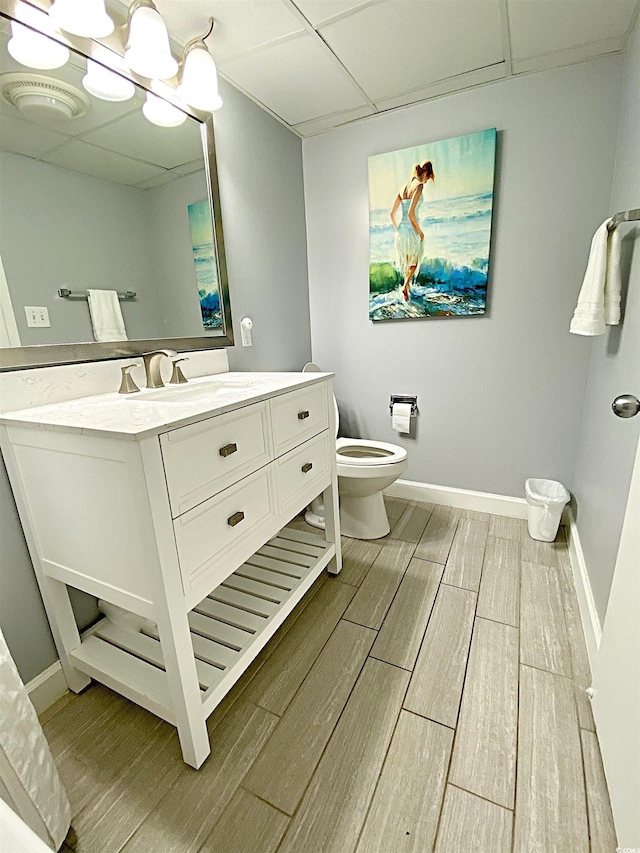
[2, 0, 638, 141]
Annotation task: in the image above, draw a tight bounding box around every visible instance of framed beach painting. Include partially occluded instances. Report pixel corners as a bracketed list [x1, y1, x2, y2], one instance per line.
[368, 127, 497, 321]
[187, 200, 222, 330]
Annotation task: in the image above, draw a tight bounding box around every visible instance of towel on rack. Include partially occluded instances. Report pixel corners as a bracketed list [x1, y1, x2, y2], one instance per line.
[570, 219, 622, 336]
[87, 289, 128, 342]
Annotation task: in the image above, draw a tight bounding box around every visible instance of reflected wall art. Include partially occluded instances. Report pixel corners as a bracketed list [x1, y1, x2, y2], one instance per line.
[187, 200, 222, 330]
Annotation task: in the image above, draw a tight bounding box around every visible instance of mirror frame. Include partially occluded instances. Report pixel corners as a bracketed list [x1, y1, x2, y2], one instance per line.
[0, 0, 234, 372]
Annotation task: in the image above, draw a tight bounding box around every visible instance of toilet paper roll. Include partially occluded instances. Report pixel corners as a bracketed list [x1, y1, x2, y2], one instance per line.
[392, 402, 412, 434]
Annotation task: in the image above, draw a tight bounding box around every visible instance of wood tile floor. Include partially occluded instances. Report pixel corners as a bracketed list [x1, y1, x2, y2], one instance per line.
[45, 498, 617, 853]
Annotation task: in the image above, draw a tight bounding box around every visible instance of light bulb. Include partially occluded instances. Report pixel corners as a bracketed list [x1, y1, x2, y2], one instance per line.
[49, 0, 114, 39]
[142, 91, 186, 128]
[177, 42, 223, 112]
[83, 48, 135, 102]
[8, 4, 69, 70]
[125, 3, 178, 80]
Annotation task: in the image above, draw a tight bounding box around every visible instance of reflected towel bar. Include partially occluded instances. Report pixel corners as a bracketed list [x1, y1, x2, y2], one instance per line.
[57, 288, 136, 300]
[607, 208, 640, 232]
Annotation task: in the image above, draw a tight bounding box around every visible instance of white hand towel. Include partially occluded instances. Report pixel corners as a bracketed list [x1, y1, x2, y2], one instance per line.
[570, 220, 622, 336]
[87, 289, 128, 342]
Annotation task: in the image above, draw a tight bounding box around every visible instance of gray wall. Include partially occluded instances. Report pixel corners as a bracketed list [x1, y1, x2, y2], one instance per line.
[303, 57, 622, 498]
[214, 80, 312, 372]
[145, 170, 216, 338]
[572, 23, 640, 623]
[0, 75, 310, 683]
[0, 152, 162, 344]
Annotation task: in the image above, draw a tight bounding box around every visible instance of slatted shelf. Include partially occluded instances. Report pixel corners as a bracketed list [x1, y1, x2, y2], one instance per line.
[72, 525, 334, 724]
[244, 552, 306, 578]
[234, 563, 297, 590]
[210, 585, 280, 618]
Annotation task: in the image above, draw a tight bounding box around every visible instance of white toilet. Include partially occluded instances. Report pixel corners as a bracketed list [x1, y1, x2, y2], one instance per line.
[303, 364, 408, 539]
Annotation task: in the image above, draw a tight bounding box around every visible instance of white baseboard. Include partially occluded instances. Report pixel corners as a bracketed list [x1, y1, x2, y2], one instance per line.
[385, 478, 528, 518]
[26, 661, 68, 717]
[385, 478, 601, 670]
[565, 507, 602, 670]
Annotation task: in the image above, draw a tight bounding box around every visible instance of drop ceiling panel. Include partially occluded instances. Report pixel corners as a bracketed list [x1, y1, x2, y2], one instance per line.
[219, 33, 368, 125]
[319, 0, 504, 102]
[175, 158, 205, 177]
[291, 0, 373, 25]
[134, 170, 183, 190]
[80, 111, 204, 170]
[0, 113, 69, 158]
[44, 140, 165, 186]
[0, 31, 144, 137]
[374, 62, 507, 111]
[293, 103, 375, 135]
[508, 0, 638, 59]
[153, 0, 305, 62]
[135, 159, 206, 190]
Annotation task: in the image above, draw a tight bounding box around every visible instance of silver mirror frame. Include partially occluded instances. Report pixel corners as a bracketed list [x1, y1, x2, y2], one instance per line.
[0, 0, 234, 371]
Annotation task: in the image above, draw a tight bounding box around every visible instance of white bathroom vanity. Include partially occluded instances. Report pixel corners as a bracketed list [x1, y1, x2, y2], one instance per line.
[0, 372, 341, 768]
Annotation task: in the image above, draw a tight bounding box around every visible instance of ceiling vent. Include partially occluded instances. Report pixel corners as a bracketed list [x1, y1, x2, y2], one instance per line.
[0, 72, 91, 122]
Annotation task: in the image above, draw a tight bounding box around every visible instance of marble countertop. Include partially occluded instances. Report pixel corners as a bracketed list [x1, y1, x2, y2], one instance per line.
[0, 372, 334, 441]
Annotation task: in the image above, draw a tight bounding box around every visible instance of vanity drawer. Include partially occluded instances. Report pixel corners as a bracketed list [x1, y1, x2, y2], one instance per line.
[174, 466, 276, 594]
[275, 429, 332, 516]
[161, 401, 271, 516]
[270, 383, 329, 457]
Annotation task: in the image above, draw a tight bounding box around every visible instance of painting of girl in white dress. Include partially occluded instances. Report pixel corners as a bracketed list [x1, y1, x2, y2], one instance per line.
[368, 128, 496, 321]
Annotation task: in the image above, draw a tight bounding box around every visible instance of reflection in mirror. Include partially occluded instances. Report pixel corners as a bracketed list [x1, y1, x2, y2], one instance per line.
[0, 10, 231, 359]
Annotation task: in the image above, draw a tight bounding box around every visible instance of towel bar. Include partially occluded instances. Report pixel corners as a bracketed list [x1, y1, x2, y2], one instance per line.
[608, 208, 640, 231]
[57, 288, 136, 300]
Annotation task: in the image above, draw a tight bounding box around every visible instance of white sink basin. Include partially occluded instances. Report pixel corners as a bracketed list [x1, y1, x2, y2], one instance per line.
[132, 379, 256, 403]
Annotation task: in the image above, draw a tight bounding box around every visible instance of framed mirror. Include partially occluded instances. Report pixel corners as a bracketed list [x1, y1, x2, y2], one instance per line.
[0, 0, 233, 371]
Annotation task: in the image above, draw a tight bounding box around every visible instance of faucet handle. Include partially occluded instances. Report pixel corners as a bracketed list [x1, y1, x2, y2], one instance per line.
[118, 364, 140, 395]
[170, 357, 189, 385]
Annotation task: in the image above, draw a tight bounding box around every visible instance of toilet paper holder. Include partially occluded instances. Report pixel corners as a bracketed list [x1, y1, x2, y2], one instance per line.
[389, 395, 418, 417]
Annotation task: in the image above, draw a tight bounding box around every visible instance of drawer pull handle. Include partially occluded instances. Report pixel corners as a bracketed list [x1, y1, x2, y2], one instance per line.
[298, 410, 310, 420]
[228, 511, 245, 527]
[301, 462, 313, 474]
[219, 443, 238, 458]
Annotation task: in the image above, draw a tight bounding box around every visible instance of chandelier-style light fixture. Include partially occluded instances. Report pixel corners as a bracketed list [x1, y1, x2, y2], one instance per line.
[8, 4, 69, 70]
[177, 19, 223, 112]
[49, 0, 114, 40]
[143, 86, 187, 127]
[7, 0, 224, 129]
[83, 46, 136, 102]
[124, 0, 178, 81]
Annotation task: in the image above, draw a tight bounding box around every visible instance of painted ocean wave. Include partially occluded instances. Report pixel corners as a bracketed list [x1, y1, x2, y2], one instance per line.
[370, 207, 492, 233]
[369, 190, 494, 271]
[192, 242, 222, 329]
[369, 256, 487, 321]
[369, 191, 493, 230]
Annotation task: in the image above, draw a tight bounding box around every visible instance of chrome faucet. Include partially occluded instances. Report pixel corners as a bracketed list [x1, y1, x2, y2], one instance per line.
[142, 349, 177, 389]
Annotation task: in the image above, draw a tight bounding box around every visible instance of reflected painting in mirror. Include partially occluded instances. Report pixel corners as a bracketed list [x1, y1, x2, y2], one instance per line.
[0, 4, 232, 368]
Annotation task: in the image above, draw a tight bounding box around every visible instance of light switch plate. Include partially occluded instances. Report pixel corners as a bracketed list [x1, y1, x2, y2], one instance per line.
[25, 306, 50, 328]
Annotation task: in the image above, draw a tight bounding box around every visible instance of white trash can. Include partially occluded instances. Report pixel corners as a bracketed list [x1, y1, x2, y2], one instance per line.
[525, 478, 570, 542]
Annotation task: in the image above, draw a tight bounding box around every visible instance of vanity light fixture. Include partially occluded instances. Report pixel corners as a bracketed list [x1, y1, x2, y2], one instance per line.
[124, 0, 178, 81]
[83, 46, 135, 102]
[142, 88, 187, 127]
[8, 3, 69, 70]
[49, 0, 114, 39]
[176, 19, 223, 112]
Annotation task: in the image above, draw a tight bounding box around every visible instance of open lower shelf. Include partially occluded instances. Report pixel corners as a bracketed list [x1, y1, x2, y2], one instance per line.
[69, 524, 333, 723]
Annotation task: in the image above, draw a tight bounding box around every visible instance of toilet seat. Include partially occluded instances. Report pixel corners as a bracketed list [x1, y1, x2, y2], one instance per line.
[336, 437, 407, 466]
[302, 363, 408, 538]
